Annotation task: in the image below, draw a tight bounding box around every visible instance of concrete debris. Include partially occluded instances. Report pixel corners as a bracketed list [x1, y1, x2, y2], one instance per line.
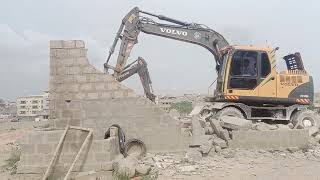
[220, 116, 252, 131]
[212, 137, 228, 149]
[168, 109, 180, 119]
[214, 145, 222, 153]
[252, 122, 278, 131]
[208, 118, 224, 139]
[200, 139, 213, 155]
[287, 147, 300, 153]
[204, 126, 214, 135]
[189, 105, 206, 116]
[113, 155, 139, 178]
[178, 165, 197, 172]
[135, 164, 151, 175]
[308, 126, 319, 136]
[185, 148, 202, 162]
[190, 116, 205, 147]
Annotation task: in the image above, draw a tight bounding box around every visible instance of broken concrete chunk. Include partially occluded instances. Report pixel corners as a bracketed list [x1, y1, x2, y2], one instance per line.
[136, 164, 151, 175]
[169, 109, 180, 119]
[212, 137, 227, 149]
[308, 126, 319, 136]
[178, 165, 197, 172]
[204, 126, 214, 135]
[221, 129, 231, 141]
[252, 122, 278, 131]
[185, 148, 202, 162]
[189, 105, 205, 116]
[208, 118, 224, 136]
[287, 147, 300, 153]
[190, 117, 206, 147]
[200, 139, 213, 155]
[214, 145, 222, 153]
[113, 155, 138, 178]
[220, 116, 252, 130]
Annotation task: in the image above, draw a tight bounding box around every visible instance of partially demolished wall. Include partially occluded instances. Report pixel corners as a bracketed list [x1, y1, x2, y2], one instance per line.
[49, 40, 188, 151]
[17, 40, 188, 175]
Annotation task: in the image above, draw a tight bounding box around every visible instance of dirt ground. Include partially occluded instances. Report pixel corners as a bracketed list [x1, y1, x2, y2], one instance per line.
[1, 121, 320, 180]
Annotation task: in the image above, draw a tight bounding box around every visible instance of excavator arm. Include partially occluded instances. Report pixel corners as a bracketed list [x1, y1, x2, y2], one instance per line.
[104, 7, 229, 75]
[116, 57, 156, 102]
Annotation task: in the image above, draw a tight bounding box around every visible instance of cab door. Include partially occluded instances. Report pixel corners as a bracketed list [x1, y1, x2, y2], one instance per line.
[258, 52, 277, 98]
[224, 50, 259, 98]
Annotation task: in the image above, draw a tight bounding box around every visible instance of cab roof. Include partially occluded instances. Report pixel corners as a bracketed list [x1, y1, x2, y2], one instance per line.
[231, 45, 274, 52]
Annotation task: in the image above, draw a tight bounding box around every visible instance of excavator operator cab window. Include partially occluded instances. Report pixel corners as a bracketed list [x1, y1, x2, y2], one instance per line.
[229, 50, 258, 89]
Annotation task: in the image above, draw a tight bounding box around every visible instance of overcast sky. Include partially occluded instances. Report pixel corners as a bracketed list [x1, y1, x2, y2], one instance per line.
[0, 0, 319, 101]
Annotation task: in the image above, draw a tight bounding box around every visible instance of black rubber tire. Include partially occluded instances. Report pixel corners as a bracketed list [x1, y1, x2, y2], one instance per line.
[123, 139, 147, 159]
[291, 110, 319, 129]
[215, 106, 244, 120]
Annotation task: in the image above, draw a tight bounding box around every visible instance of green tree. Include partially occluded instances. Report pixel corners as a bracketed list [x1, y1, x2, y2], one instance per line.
[170, 101, 193, 115]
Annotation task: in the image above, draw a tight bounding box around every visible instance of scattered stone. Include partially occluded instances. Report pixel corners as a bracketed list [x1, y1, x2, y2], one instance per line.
[185, 148, 202, 162]
[287, 147, 300, 153]
[215, 146, 222, 153]
[252, 122, 278, 131]
[204, 126, 214, 135]
[190, 105, 205, 116]
[178, 165, 196, 172]
[212, 137, 227, 149]
[113, 155, 138, 178]
[220, 116, 252, 130]
[169, 109, 180, 119]
[308, 126, 319, 136]
[200, 139, 213, 155]
[136, 164, 151, 175]
[190, 116, 206, 147]
[221, 129, 231, 141]
[180, 119, 192, 128]
[314, 134, 320, 142]
[276, 124, 290, 130]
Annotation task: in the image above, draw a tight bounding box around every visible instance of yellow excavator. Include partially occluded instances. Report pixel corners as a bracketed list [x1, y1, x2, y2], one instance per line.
[105, 7, 317, 129]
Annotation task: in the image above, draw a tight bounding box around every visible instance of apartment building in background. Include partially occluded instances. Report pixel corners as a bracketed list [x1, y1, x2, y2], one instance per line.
[16, 91, 49, 120]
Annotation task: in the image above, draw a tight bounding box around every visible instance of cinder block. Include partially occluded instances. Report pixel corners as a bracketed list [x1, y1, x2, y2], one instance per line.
[75, 57, 88, 65]
[75, 40, 85, 48]
[75, 75, 87, 83]
[100, 91, 113, 98]
[50, 40, 63, 48]
[86, 92, 99, 100]
[62, 40, 76, 48]
[95, 83, 106, 91]
[80, 84, 92, 91]
[54, 49, 69, 58]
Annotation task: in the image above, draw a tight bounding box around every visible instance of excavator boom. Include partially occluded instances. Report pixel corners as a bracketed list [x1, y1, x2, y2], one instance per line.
[105, 7, 229, 74]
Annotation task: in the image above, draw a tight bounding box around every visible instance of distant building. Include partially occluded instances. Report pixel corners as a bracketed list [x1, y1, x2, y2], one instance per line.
[157, 94, 206, 112]
[16, 91, 49, 120]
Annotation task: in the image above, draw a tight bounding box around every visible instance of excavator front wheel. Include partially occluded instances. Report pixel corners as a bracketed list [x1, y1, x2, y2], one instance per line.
[215, 106, 244, 120]
[291, 110, 320, 129]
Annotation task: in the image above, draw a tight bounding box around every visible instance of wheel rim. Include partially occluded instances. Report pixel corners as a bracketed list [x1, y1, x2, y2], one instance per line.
[302, 117, 314, 127]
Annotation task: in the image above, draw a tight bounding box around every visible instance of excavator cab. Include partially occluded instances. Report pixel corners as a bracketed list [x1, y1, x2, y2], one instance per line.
[215, 46, 314, 106]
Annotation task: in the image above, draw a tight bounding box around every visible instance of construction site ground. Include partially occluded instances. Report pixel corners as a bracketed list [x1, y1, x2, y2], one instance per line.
[1, 121, 320, 179]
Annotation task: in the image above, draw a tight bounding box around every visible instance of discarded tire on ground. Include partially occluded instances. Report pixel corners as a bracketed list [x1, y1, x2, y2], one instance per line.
[124, 139, 147, 159]
[292, 110, 320, 129]
[215, 107, 244, 120]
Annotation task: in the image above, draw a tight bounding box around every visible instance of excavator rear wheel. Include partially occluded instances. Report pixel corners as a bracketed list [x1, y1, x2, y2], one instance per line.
[215, 107, 244, 120]
[291, 110, 320, 129]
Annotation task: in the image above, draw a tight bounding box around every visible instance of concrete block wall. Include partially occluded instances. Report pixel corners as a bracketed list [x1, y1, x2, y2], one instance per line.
[49, 40, 188, 152]
[17, 130, 119, 175]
